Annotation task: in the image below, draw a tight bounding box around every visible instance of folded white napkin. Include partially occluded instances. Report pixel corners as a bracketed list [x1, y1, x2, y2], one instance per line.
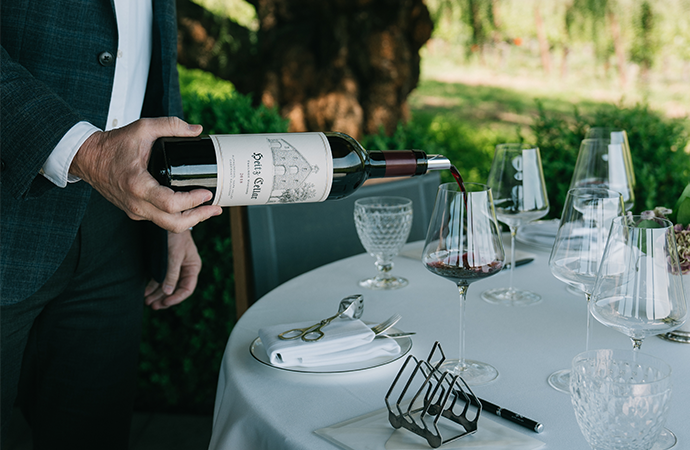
[258, 318, 401, 368]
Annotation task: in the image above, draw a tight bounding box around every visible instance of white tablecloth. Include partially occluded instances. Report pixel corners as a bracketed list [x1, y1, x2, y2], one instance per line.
[209, 236, 690, 450]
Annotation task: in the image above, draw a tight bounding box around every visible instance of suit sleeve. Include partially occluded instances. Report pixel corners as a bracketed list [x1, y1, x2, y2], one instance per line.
[0, 45, 83, 199]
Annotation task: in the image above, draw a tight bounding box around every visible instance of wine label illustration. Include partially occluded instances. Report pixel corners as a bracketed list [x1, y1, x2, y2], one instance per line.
[211, 133, 333, 206]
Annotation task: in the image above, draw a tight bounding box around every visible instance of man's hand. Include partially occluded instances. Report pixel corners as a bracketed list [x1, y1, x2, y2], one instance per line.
[70, 117, 222, 233]
[144, 230, 201, 310]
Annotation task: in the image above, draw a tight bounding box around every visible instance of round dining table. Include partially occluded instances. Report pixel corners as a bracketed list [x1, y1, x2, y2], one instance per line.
[208, 233, 690, 450]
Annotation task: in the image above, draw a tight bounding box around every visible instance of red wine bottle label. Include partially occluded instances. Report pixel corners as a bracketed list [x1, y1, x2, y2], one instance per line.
[211, 133, 333, 206]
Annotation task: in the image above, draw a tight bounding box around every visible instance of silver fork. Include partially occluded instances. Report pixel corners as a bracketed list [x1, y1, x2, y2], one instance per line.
[370, 313, 402, 336]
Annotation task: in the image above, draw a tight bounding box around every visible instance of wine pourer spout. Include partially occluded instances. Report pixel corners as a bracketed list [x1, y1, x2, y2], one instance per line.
[427, 155, 452, 172]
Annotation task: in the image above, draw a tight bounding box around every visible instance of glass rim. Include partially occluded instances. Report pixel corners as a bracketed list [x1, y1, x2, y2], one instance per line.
[495, 142, 538, 151]
[614, 215, 674, 229]
[586, 126, 627, 134]
[354, 196, 413, 207]
[572, 349, 672, 383]
[439, 182, 490, 193]
[566, 186, 623, 199]
[580, 138, 612, 145]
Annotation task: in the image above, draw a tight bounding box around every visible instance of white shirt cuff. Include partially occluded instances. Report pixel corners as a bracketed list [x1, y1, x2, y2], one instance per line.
[41, 121, 102, 187]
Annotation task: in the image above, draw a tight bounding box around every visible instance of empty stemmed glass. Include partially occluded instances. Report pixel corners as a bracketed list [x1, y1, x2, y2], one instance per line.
[354, 196, 413, 290]
[547, 187, 625, 393]
[590, 215, 688, 349]
[422, 183, 505, 385]
[481, 144, 549, 306]
[584, 127, 636, 193]
[570, 137, 635, 211]
[590, 215, 687, 450]
[566, 132, 635, 298]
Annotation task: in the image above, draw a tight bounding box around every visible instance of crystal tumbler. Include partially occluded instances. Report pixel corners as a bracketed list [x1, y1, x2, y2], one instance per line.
[570, 349, 672, 450]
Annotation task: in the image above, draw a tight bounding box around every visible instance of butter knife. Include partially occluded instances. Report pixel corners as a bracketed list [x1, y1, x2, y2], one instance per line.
[375, 332, 416, 339]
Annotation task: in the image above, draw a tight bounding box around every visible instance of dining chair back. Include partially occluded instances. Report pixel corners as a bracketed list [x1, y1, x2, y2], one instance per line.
[230, 172, 442, 318]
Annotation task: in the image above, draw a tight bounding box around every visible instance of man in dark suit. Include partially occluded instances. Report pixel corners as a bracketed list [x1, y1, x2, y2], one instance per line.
[1, 1, 223, 447]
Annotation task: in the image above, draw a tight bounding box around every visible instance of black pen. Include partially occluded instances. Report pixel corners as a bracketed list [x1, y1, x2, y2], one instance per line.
[503, 257, 534, 270]
[469, 396, 544, 433]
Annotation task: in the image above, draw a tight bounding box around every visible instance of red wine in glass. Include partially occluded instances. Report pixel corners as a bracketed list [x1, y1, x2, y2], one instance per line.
[425, 253, 503, 283]
[422, 182, 505, 384]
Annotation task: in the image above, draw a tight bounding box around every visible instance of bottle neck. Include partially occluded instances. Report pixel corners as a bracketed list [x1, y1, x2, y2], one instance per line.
[367, 151, 451, 177]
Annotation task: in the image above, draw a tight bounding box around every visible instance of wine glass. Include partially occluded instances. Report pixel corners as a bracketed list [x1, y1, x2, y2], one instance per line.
[570, 137, 635, 211]
[589, 215, 687, 450]
[590, 215, 687, 349]
[585, 127, 636, 190]
[547, 187, 625, 393]
[354, 196, 413, 290]
[566, 136, 635, 298]
[481, 143, 549, 306]
[422, 182, 505, 385]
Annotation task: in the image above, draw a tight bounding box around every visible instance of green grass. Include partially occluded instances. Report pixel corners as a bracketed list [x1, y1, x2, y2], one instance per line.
[413, 49, 690, 139]
[410, 78, 606, 135]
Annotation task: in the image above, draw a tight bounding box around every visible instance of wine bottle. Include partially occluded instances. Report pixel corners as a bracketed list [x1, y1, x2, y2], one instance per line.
[148, 131, 451, 206]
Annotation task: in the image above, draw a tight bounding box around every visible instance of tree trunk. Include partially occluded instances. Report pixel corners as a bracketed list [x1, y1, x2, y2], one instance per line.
[533, 5, 551, 75]
[607, 10, 627, 88]
[177, 0, 433, 139]
[560, 46, 569, 79]
[176, 0, 258, 94]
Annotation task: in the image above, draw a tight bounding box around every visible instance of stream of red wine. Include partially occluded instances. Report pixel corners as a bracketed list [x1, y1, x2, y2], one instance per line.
[450, 165, 468, 212]
[450, 165, 466, 192]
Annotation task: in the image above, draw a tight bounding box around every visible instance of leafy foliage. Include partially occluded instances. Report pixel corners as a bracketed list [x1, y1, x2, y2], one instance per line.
[136, 67, 288, 414]
[629, 1, 658, 69]
[361, 113, 510, 185]
[590, 104, 690, 212]
[178, 68, 289, 135]
[530, 101, 588, 219]
[425, 0, 690, 64]
[532, 101, 690, 219]
[673, 183, 690, 226]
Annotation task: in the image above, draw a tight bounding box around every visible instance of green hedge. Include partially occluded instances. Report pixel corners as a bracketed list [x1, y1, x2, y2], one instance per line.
[137, 67, 689, 413]
[533, 101, 690, 219]
[365, 102, 690, 222]
[361, 113, 514, 185]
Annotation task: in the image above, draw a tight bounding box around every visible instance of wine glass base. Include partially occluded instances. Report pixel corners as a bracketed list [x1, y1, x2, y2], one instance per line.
[358, 276, 408, 290]
[547, 369, 571, 393]
[651, 429, 677, 450]
[437, 359, 499, 386]
[481, 287, 542, 306]
[566, 284, 583, 296]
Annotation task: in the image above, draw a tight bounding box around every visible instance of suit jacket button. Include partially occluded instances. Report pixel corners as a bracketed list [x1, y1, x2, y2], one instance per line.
[98, 51, 115, 66]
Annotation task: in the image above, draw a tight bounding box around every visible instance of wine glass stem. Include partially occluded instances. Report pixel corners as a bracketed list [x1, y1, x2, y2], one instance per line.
[457, 283, 468, 370]
[508, 226, 517, 291]
[631, 338, 643, 351]
[584, 292, 592, 351]
[631, 341, 642, 364]
[375, 260, 393, 279]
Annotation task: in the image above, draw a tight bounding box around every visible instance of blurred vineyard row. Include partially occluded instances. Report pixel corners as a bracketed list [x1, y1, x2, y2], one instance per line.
[427, 0, 690, 84]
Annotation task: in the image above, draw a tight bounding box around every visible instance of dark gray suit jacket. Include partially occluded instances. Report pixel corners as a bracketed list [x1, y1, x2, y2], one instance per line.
[1, 0, 183, 304]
